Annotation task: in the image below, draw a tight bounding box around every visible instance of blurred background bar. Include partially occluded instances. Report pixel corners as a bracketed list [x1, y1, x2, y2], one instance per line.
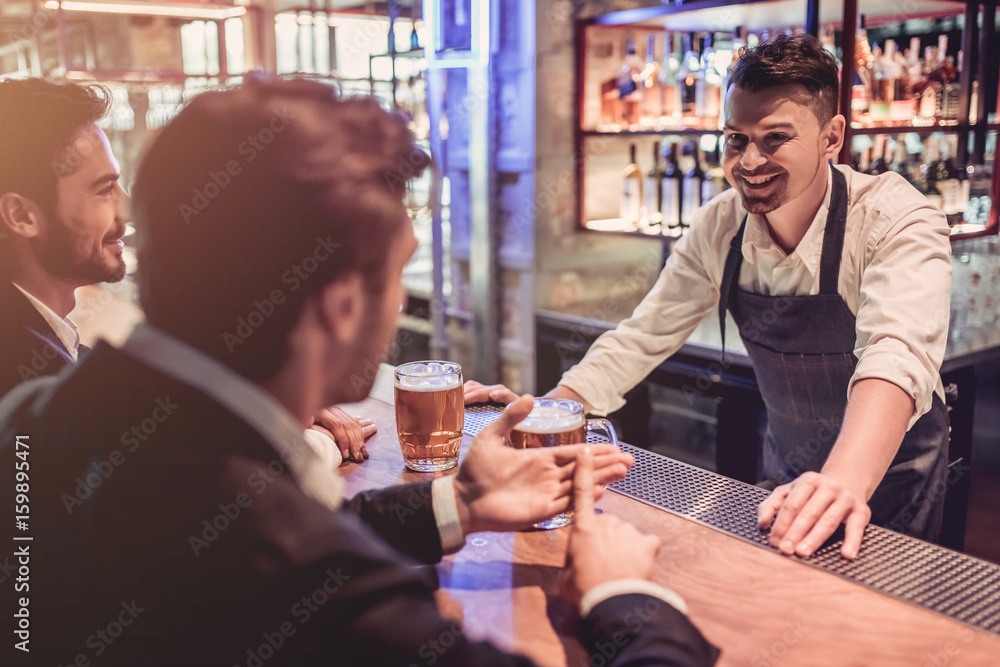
[2, 0, 998, 563]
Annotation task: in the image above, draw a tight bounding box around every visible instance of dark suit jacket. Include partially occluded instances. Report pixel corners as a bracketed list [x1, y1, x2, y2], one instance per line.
[0, 343, 718, 667]
[0, 280, 75, 400]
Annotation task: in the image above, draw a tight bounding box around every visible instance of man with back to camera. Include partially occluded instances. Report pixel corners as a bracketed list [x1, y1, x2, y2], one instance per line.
[0, 76, 719, 666]
[547, 34, 951, 560]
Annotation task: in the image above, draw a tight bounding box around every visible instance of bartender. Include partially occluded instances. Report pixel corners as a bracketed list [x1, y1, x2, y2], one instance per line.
[549, 34, 951, 560]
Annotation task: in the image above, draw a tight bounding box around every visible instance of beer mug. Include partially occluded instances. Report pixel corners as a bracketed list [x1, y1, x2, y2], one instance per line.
[507, 397, 618, 529]
[394, 361, 464, 472]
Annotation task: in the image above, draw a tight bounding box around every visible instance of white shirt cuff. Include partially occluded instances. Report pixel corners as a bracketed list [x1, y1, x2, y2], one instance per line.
[580, 579, 689, 618]
[431, 476, 466, 554]
[302, 428, 343, 469]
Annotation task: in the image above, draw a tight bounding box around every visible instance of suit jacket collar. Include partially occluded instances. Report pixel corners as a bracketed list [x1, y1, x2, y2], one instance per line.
[0, 280, 74, 364]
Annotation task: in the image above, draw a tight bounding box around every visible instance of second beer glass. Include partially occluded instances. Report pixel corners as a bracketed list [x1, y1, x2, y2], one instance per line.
[507, 397, 619, 529]
[394, 361, 464, 472]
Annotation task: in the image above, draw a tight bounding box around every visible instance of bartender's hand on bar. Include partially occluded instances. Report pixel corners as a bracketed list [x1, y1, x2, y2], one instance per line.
[562, 446, 661, 606]
[311, 405, 377, 463]
[757, 471, 871, 560]
[452, 394, 634, 534]
[463, 380, 520, 405]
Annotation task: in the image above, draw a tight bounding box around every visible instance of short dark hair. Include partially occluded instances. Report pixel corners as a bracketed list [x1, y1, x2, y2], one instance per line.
[0, 78, 111, 213]
[728, 33, 840, 126]
[131, 76, 428, 381]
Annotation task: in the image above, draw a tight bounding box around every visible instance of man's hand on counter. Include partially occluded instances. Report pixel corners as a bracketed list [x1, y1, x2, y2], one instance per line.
[562, 446, 661, 607]
[463, 380, 520, 405]
[312, 405, 377, 463]
[452, 394, 635, 535]
[758, 471, 871, 560]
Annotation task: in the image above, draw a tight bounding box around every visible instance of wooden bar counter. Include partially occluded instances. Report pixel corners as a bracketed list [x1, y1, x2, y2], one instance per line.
[338, 397, 1000, 666]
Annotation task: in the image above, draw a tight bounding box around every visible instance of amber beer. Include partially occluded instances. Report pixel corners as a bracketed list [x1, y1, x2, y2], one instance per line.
[508, 398, 618, 530]
[394, 361, 464, 472]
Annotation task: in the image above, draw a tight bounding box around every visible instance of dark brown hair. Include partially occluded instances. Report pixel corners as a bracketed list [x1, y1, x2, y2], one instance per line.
[131, 75, 428, 381]
[0, 78, 111, 213]
[728, 33, 840, 126]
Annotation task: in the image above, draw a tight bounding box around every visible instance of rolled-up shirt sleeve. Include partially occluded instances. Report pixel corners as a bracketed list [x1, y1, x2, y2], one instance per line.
[850, 196, 951, 428]
[559, 210, 728, 416]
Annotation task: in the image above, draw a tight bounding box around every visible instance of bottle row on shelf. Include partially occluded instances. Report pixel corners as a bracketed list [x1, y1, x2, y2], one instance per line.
[850, 133, 993, 227]
[851, 19, 970, 128]
[616, 136, 730, 236]
[594, 133, 994, 236]
[592, 16, 989, 134]
[603, 30, 737, 133]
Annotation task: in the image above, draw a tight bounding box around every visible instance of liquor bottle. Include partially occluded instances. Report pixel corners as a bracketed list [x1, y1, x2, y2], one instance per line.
[922, 138, 944, 210]
[621, 143, 643, 227]
[939, 135, 967, 226]
[852, 15, 873, 122]
[681, 141, 704, 227]
[696, 33, 722, 128]
[701, 142, 728, 203]
[678, 33, 700, 120]
[869, 135, 890, 174]
[721, 27, 745, 128]
[659, 33, 681, 124]
[661, 143, 683, 232]
[640, 33, 662, 127]
[618, 40, 642, 129]
[890, 139, 916, 187]
[645, 141, 665, 227]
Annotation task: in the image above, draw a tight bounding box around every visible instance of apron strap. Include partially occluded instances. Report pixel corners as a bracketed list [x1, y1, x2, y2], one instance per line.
[718, 216, 748, 361]
[819, 166, 849, 295]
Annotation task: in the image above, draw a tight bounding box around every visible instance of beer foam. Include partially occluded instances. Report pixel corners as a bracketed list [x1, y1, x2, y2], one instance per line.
[515, 406, 584, 434]
[394, 362, 462, 391]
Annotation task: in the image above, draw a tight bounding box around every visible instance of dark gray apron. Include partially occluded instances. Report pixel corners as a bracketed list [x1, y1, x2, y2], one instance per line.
[718, 166, 949, 541]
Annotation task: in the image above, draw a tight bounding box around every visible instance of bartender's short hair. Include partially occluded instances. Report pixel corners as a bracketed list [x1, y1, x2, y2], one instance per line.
[132, 75, 429, 381]
[728, 33, 840, 126]
[0, 79, 110, 215]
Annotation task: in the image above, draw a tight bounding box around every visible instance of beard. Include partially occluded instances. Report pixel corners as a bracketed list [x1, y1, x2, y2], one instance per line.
[734, 171, 790, 215]
[36, 213, 127, 285]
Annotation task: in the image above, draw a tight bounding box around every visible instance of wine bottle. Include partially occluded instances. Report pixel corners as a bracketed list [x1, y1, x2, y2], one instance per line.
[645, 141, 665, 227]
[618, 40, 642, 129]
[640, 33, 662, 127]
[659, 33, 681, 124]
[696, 33, 722, 127]
[621, 143, 644, 227]
[681, 141, 704, 227]
[678, 33, 700, 120]
[661, 143, 683, 232]
[701, 142, 728, 203]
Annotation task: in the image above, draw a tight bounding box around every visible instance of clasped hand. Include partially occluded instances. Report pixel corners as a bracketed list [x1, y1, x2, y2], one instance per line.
[452, 394, 634, 535]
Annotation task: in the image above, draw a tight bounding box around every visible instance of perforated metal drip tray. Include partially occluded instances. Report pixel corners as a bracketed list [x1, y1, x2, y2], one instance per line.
[464, 406, 1000, 636]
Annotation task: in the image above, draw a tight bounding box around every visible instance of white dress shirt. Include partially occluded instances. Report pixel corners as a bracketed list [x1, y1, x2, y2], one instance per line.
[121, 324, 467, 552]
[14, 282, 81, 361]
[561, 164, 951, 430]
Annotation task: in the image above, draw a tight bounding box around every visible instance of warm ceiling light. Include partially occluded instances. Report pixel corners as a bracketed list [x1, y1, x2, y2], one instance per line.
[43, 1, 247, 20]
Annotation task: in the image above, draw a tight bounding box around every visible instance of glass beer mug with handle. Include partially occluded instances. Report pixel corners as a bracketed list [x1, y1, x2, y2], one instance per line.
[506, 397, 619, 529]
[394, 361, 465, 472]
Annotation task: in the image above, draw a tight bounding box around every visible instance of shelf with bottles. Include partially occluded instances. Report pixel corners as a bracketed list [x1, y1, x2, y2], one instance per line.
[575, 0, 997, 240]
[849, 131, 995, 234]
[581, 133, 730, 238]
[581, 26, 737, 134]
